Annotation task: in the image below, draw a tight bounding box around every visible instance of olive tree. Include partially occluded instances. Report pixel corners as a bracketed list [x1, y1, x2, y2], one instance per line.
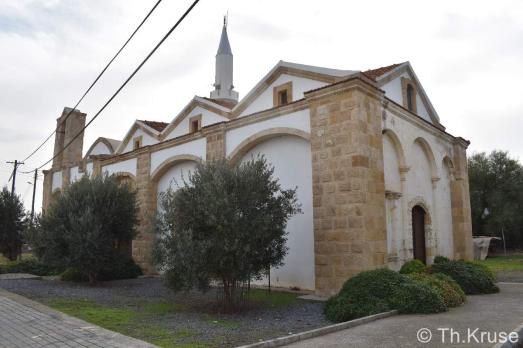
[0, 188, 26, 261]
[29, 175, 138, 284]
[153, 157, 301, 310]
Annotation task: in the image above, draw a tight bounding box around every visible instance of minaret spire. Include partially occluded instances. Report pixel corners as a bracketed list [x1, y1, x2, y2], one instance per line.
[210, 15, 238, 104]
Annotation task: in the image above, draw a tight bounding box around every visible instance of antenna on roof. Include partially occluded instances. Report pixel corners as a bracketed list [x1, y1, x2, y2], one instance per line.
[224, 12, 228, 28]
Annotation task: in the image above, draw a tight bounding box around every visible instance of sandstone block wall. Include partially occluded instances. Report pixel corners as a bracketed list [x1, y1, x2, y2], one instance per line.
[306, 78, 388, 295]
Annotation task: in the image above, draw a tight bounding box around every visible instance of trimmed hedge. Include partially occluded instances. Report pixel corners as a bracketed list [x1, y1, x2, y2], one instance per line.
[60, 257, 142, 282]
[408, 273, 465, 308]
[390, 281, 447, 314]
[399, 259, 426, 274]
[429, 259, 499, 295]
[0, 258, 62, 276]
[324, 269, 447, 322]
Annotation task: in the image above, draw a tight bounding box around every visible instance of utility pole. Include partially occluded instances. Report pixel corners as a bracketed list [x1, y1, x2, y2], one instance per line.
[7, 160, 24, 194]
[31, 169, 38, 220]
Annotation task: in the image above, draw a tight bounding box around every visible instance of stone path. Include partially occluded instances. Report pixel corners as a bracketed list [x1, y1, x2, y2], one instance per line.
[284, 283, 523, 348]
[0, 288, 156, 348]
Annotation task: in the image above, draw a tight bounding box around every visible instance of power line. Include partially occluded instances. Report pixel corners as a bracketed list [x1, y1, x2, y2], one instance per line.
[20, 0, 164, 164]
[23, 0, 200, 172]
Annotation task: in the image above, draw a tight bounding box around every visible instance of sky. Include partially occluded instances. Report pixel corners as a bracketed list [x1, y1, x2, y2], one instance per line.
[1, 0, 522, 213]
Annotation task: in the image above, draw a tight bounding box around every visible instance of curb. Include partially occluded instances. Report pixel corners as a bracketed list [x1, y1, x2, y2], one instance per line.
[236, 310, 398, 348]
[492, 322, 523, 348]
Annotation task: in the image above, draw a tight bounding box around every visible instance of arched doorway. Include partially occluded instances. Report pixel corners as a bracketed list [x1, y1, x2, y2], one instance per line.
[412, 205, 427, 263]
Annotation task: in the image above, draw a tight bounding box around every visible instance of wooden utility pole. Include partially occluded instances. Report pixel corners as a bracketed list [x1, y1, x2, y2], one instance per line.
[31, 169, 38, 219]
[7, 160, 24, 194]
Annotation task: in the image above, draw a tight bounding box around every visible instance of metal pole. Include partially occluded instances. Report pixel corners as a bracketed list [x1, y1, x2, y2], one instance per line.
[31, 169, 38, 219]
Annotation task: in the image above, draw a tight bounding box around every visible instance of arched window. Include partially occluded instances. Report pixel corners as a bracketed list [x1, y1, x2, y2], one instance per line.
[407, 84, 415, 112]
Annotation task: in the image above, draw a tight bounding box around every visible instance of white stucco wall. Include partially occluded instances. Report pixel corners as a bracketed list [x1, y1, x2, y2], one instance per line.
[121, 128, 158, 154]
[87, 142, 111, 156]
[226, 109, 310, 157]
[69, 166, 80, 184]
[156, 160, 198, 210]
[242, 135, 315, 291]
[239, 74, 327, 117]
[150, 138, 206, 175]
[102, 158, 137, 177]
[164, 106, 229, 140]
[85, 162, 93, 176]
[383, 135, 402, 193]
[383, 108, 455, 265]
[381, 72, 432, 123]
[436, 160, 454, 257]
[52, 171, 62, 191]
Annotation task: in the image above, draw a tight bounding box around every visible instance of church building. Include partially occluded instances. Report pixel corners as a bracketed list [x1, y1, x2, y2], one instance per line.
[42, 21, 473, 295]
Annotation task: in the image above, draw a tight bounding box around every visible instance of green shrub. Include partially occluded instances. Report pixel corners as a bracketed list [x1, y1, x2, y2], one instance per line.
[399, 259, 426, 274]
[60, 268, 87, 282]
[390, 281, 447, 314]
[466, 261, 496, 282]
[408, 273, 465, 308]
[434, 255, 450, 264]
[340, 268, 406, 299]
[430, 259, 499, 295]
[0, 258, 62, 276]
[60, 257, 142, 282]
[324, 293, 389, 322]
[324, 269, 406, 322]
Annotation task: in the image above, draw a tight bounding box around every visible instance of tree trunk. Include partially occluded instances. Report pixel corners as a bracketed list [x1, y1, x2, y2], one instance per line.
[88, 272, 98, 286]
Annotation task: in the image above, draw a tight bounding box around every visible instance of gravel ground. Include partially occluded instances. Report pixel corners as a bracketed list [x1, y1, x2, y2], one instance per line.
[0, 277, 330, 347]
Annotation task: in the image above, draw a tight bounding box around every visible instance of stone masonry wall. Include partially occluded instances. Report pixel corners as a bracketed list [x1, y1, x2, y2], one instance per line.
[132, 152, 157, 273]
[205, 124, 226, 161]
[306, 79, 388, 296]
[451, 142, 474, 260]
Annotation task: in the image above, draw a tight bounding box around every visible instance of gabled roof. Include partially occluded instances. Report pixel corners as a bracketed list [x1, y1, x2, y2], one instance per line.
[363, 63, 402, 81]
[231, 60, 358, 116]
[139, 120, 169, 132]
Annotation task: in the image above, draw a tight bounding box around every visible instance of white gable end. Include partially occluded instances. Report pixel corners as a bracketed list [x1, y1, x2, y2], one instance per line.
[381, 71, 432, 123]
[121, 127, 157, 154]
[239, 74, 328, 117]
[87, 142, 111, 156]
[164, 106, 229, 140]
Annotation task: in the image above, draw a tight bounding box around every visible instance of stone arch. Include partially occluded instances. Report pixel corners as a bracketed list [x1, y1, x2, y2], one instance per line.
[150, 154, 202, 183]
[382, 129, 407, 169]
[114, 172, 136, 188]
[85, 137, 116, 157]
[413, 137, 439, 181]
[228, 127, 310, 166]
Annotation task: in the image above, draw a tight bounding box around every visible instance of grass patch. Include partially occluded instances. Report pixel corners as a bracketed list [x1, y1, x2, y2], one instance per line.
[245, 289, 298, 307]
[46, 298, 203, 348]
[47, 298, 135, 331]
[477, 254, 523, 272]
[140, 300, 187, 315]
[203, 314, 240, 329]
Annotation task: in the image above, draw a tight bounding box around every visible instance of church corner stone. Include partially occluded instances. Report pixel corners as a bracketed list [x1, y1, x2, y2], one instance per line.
[451, 140, 474, 260]
[305, 78, 388, 296]
[132, 151, 157, 274]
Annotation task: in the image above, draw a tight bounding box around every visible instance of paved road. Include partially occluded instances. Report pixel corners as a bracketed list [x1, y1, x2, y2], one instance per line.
[284, 283, 523, 348]
[0, 288, 155, 348]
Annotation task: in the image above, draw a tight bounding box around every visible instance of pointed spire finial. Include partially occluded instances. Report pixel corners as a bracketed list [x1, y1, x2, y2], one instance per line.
[224, 12, 228, 28]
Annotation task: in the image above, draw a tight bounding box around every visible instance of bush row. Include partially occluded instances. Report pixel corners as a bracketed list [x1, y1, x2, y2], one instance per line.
[0, 255, 142, 282]
[325, 256, 497, 323]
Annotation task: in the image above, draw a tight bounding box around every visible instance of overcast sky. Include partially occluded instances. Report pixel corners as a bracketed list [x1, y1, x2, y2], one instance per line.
[1, 0, 522, 212]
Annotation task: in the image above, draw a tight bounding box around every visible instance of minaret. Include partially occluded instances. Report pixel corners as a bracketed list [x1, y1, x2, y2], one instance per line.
[210, 16, 238, 104]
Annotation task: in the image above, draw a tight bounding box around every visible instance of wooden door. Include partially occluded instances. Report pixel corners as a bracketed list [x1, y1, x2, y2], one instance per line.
[412, 205, 427, 264]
